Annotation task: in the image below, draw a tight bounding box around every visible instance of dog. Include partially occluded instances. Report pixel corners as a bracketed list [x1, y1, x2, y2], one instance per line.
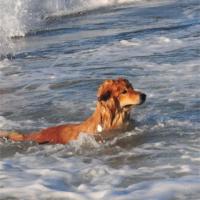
[0, 78, 146, 144]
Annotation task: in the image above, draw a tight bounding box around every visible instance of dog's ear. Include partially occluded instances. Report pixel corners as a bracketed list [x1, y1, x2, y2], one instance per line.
[97, 80, 113, 101]
[98, 90, 111, 101]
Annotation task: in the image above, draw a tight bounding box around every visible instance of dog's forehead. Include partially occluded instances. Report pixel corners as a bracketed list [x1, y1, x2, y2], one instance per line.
[116, 78, 131, 86]
[98, 78, 133, 93]
[116, 78, 132, 87]
[103, 78, 132, 88]
[97, 78, 134, 98]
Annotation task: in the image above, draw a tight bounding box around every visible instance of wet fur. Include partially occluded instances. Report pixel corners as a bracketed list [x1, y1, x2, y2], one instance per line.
[0, 78, 146, 144]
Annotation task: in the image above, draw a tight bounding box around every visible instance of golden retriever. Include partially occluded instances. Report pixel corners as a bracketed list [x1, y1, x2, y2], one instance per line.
[0, 78, 146, 144]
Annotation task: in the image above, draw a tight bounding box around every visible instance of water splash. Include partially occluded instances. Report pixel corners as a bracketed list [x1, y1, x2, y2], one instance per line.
[0, 0, 140, 55]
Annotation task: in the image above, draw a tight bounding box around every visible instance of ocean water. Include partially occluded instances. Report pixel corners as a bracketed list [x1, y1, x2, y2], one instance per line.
[0, 0, 200, 199]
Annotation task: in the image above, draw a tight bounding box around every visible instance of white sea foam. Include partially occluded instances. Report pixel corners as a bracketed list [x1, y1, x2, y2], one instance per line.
[0, 115, 47, 131]
[120, 39, 141, 46]
[0, 58, 13, 69]
[69, 133, 101, 150]
[0, 116, 18, 130]
[0, 125, 199, 199]
[0, 0, 141, 55]
[0, 151, 199, 200]
[119, 36, 184, 55]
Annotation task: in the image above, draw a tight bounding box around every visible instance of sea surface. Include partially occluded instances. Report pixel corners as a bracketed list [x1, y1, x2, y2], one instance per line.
[0, 0, 200, 199]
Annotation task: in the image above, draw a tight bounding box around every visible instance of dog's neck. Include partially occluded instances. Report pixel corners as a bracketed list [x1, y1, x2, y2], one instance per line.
[81, 101, 131, 134]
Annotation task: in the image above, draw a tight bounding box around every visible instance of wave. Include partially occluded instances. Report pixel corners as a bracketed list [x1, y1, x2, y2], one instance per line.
[0, 0, 141, 55]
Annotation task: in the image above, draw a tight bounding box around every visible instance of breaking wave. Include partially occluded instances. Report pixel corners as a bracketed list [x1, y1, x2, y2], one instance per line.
[0, 0, 140, 55]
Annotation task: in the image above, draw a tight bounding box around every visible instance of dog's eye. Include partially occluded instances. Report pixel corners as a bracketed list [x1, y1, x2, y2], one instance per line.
[122, 89, 127, 94]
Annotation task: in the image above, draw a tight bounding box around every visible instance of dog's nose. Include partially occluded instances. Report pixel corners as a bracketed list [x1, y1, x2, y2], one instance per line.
[140, 93, 146, 103]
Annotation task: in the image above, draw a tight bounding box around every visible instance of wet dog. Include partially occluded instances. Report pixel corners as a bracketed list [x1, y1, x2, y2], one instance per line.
[0, 78, 146, 144]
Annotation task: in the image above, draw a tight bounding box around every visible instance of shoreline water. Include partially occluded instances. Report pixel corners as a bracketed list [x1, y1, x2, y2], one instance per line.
[0, 0, 200, 199]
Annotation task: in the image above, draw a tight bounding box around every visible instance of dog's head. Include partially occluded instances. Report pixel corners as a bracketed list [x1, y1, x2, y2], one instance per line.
[97, 78, 146, 111]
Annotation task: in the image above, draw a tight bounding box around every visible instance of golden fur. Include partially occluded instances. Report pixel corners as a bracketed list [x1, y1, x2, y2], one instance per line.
[0, 78, 146, 144]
